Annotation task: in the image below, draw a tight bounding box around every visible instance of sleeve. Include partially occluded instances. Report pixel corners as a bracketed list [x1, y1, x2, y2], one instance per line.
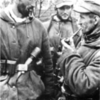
[58, 51, 100, 96]
[41, 27, 55, 95]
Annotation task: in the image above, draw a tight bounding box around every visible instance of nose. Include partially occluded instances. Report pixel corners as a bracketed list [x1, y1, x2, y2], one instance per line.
[63, 9, 69, 14]
[77, 18, 82, 26]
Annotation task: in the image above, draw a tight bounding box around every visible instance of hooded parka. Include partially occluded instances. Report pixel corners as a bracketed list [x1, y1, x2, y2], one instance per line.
[0, 8, 54, 97]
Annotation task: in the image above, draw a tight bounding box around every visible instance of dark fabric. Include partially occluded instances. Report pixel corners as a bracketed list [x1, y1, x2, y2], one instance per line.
[0, 76, 18, 100]
[57, 30, 100, 97]
[17, 70, 45, 100]
[0, 70, 45, 100]
[83, 22, 100, 43]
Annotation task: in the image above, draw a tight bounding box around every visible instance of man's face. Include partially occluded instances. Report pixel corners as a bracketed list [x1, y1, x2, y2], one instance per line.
[57, 5, 72, 20]
[78, 13, 96, 35]
[17, 0, 34, 18]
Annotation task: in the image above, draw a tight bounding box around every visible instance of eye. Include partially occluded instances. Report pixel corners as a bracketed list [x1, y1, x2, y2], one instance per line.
[80, 15, 84, 19]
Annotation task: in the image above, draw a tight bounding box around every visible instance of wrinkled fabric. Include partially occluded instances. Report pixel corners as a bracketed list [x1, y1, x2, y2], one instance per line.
[17, 70, 45, 100]
[0, 8, 54, 100]
[57, 27, 100, 97]
[43, 14, 81, 51]
[0, 76, 18, 100]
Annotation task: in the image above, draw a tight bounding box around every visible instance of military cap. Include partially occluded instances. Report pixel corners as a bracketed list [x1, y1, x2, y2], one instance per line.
[74, 0, 100, 16]
[55, 0, 74, 8]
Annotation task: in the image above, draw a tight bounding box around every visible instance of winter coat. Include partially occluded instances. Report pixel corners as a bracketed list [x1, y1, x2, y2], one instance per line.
[57, 24, 100, 100]
[0, 9, 54, 95]
[43, 14, 81, 52]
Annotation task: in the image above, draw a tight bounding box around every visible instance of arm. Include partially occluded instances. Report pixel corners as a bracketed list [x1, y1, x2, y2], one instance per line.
[41, 27, 54, 95]
[58, 49, 100, 96]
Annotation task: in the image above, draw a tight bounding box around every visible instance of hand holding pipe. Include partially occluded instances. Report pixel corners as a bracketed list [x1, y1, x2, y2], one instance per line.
[64, 28, 82, 44]
[61, 28, 82, 50]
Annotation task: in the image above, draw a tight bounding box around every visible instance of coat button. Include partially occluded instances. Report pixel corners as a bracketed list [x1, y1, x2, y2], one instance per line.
[12, 41, 16, 43]
[11, 25, 15, 29]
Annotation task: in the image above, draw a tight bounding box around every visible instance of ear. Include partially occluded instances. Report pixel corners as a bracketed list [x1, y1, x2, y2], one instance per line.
[94, 15, 100, 25]
[55, 7, 57, 11]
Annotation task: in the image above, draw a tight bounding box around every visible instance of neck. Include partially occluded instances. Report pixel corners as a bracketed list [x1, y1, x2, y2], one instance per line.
[11, 4, 22, 18]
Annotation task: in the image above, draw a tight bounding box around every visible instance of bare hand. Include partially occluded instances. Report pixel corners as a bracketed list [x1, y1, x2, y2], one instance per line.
[61, 38, 75, 52]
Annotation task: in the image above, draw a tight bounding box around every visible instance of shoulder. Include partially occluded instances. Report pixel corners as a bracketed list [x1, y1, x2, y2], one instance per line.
[42, 14, 59, 31]
[42, 19, 51, 31]
[0, 9, 6, 27]
[32, 17, 43, 27]
[0, 9, 5, 19]
[32, 17, 46, 31]
[31, 17, 49, 38]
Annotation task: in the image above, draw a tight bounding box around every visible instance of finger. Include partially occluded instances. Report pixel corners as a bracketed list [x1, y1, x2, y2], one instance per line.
[61, 39, 74, 51]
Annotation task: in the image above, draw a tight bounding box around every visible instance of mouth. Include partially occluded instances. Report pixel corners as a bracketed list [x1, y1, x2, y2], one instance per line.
[62, 14, 69, 19]
[62, 14, 68, 17]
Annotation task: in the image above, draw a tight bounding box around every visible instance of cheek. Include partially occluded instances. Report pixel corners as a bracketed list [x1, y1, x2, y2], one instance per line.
[82, 20, 89, 28]
[86, 21, 94, 31]
[67, 10, 71, 14]
[81, 21, 88, 33]
[58, 10, 62, 14]
[62, 10, 70, 15]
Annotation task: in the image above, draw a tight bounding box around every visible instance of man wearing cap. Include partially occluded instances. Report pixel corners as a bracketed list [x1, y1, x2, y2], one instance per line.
[43, 0, 81, 69]
[57, 0, 100, 100]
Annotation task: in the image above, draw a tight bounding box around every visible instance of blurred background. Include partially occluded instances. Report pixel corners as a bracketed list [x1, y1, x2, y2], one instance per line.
[0, 0, 78, 22]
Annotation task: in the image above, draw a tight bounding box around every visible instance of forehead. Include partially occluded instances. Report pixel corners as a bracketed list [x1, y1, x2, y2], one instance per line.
[57, 5, 72, 11]
[80, 13, 90, 18]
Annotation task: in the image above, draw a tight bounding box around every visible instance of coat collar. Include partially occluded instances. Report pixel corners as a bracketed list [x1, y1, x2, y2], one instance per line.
[52, 14, 77, 23]
[0, 6, 34, 25]
[83, 22, 100, 44]
[82, 22, 100, 48]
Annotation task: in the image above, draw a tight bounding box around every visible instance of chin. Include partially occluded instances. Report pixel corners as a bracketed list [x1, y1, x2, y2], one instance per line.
[62, 17, 68, 20]
[61, 16, 69, 20]
[80, 28, 84, 34]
